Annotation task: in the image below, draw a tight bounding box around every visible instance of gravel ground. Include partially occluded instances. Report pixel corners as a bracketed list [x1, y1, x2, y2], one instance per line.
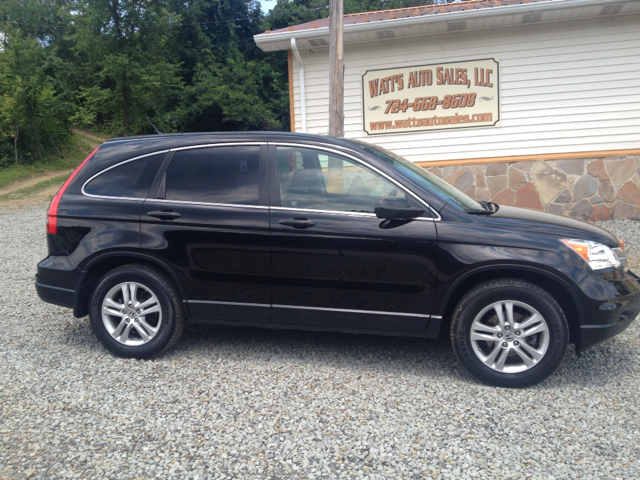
[1, 206, 639, 480]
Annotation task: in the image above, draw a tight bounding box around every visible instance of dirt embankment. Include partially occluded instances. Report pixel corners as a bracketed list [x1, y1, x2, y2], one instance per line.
[0, 130, 106, 210]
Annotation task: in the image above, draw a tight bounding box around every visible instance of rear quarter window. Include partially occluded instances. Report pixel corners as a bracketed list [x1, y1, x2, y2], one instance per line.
[84, 153, 166, 198]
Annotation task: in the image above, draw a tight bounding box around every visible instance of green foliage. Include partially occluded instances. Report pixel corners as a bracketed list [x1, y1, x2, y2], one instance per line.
[0, 133, 94, 190]
[171, 57, 283, 131]
[67, 0, 183, 135]
[160, 0, 289, 132]
[0, 0, 435, 172]
[344, 0, 434, 14]
[266, 0, 329, 31]
[265, 0, 434, 31]
[0, 27, 73, 167]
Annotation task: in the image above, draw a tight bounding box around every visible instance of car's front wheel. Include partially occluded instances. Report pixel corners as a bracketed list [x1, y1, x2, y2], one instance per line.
[451, 278, 568, 388]
[89, 264, 185, 358]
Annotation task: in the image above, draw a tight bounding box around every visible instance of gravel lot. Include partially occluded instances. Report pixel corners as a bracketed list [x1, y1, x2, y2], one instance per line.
[1, 205, 639, 480]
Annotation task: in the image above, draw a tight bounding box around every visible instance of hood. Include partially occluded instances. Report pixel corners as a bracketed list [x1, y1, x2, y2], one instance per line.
[479, 206, 619, 247]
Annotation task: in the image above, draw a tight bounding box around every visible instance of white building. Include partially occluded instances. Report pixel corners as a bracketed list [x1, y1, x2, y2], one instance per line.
[255, 0, 640, 220]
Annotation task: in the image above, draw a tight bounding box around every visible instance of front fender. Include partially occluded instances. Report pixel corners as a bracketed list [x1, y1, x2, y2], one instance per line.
[435, 261, 582, 322]
[430, 224, 589, 331]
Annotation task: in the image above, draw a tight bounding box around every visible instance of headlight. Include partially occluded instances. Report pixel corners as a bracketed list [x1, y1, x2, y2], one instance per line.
[561, 239, 623, 270]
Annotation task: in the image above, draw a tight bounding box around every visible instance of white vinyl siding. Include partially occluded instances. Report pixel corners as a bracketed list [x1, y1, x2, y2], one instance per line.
[291, 14, 640, 163]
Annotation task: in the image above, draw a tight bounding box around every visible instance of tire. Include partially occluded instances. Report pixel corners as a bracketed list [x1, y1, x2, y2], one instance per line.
[450, 278, 568, 388]
[89, 264, 185, 358]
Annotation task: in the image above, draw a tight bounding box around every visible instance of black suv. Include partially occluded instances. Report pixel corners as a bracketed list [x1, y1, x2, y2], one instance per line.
[36, 132, 640, 387]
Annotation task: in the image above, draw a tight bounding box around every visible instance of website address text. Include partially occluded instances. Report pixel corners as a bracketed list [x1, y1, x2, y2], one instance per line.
[369, 112, 493, 131]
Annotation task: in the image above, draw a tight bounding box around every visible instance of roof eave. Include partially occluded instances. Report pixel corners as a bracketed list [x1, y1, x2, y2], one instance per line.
[254, 0, 632, 52]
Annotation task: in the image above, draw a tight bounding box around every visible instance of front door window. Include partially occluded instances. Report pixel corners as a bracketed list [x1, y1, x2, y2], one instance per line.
[276, 146, 407, 213]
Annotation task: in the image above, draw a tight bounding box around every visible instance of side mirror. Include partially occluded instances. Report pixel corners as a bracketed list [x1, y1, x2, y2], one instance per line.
[375, 197, 425, 219]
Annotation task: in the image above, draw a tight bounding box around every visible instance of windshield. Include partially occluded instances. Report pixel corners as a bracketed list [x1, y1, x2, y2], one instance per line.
[344, 139, 482, 211]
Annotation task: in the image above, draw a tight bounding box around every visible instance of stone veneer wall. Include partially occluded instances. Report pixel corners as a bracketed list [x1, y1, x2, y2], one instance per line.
[424, 155, 640, 221]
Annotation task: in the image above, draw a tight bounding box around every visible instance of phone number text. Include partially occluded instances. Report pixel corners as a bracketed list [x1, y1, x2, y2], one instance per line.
[384, 93, 477, 114]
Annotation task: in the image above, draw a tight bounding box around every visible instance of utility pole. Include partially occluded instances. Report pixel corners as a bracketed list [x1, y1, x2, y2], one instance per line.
[328, 0, 344, 137]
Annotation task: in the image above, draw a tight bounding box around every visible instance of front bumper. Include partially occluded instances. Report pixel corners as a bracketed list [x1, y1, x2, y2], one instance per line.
[575, 268, 640, 353]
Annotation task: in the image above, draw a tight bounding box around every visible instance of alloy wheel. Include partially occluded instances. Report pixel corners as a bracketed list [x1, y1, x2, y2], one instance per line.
[469, 300, 550, 374]
[101, 282, 163, 346]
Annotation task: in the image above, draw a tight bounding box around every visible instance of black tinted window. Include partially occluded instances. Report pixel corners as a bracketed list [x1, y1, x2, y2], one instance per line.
[344, 139, 481, 211]
[166, 146, 260, 205]
[276, 146, 406, 213]
[84, 153, 165, 198]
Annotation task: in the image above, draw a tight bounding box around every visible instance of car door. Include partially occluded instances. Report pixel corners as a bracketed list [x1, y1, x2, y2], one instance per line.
[268, 144, 440, 334]
[141, 143, 271, 324]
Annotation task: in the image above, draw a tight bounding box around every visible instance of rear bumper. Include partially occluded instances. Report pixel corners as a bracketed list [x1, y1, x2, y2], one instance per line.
[35, 255, 80, 311]
[35, 282, 75, 309]
[576, 269, 640, 353]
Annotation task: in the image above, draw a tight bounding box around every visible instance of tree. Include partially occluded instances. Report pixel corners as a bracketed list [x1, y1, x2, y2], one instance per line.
[162, 0, 289, 132]
[0, 0, 439, 166]
[68, 0, 183, 136]
[0, 27, 72, 166]
[265, 0, 435, 31]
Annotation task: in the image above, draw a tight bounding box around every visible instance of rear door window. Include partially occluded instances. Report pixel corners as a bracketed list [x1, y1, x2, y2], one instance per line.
[165, 146, 260, 205]
[84, 153, 166, 198]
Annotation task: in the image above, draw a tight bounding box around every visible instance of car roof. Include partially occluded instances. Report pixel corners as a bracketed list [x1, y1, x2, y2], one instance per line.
[99, 132, 371, 164]
[105, 131, 353, 147]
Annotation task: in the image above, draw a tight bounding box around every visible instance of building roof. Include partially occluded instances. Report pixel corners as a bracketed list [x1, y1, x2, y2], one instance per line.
[254, 0, 637, 52]
[266, 0, 551, 35]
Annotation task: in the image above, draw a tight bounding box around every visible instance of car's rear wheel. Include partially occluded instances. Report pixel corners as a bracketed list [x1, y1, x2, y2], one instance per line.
[89, 264, 184, 358]
[451, 278, 568, 388]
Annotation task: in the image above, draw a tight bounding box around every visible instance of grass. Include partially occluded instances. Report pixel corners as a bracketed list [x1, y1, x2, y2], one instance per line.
[71, 127, 111, 142]
[74, 132, 107, 145]
[0, 174, 70, 202]
[0, 134, 96, 191]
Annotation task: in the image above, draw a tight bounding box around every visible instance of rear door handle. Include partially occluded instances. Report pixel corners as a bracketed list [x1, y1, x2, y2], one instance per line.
[278, 218, 316, 229]
[147, 210, 182, 220]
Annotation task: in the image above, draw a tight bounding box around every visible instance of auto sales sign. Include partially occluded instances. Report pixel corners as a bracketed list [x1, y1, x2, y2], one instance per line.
[362, 58, 500, 136]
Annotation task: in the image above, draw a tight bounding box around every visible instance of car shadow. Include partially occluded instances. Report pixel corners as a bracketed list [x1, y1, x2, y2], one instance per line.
[55, 313, 639, 389]
[166, 322, 463, 380]
[158, 320, 639, 389]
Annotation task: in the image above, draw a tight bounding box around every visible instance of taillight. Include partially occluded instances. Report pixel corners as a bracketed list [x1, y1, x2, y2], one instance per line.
[47, 147, 99, 235]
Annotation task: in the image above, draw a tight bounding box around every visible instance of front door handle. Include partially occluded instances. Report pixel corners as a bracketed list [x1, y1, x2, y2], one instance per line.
[147, 210, 182, 220]
[278, 218, 316, 229]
